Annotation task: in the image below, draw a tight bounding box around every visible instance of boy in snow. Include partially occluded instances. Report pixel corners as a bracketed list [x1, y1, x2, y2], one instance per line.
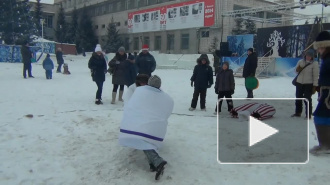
[119, 75, 174, 180]
[189, 54, 213, 111]
[42, 54, 54, 79]
[214, 62, 235, 114]
[123, 74, 149, 104]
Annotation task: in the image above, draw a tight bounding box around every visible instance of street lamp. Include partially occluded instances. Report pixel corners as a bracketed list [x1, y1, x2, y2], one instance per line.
[40, 19, 45, 52]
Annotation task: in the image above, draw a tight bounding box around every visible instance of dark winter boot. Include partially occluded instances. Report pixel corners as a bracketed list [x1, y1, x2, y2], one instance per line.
[155, 161, 167, 180]
[149, 164, 157, 172]
[95, 99, 103, 105]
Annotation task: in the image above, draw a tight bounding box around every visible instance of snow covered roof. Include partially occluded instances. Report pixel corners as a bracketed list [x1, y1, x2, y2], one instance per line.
[32, 37, 56, 43]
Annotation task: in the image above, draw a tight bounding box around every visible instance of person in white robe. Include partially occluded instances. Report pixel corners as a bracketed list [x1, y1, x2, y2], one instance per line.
[123, 74, 149, 104]
[119, 75, 174, 180]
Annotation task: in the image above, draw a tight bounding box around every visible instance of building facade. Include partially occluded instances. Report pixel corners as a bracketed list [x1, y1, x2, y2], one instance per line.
[56, 0, 294, 54]
[29, 2, 60, 41]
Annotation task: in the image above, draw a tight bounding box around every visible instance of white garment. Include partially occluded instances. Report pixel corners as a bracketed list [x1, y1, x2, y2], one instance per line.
[119, 85, 174, 150]
[296, 60, 319, 86]
[123, 84, 137, 104]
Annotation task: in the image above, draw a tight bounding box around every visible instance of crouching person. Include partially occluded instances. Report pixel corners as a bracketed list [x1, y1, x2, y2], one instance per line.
[119, 75, 174, 180]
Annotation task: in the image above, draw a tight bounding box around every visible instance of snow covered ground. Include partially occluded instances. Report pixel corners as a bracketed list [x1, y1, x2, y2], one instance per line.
[0, 54, 329, 185]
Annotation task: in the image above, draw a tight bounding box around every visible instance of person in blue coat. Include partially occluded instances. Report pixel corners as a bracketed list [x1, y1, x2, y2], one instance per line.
[310, 31, 330, 155]
[42, 54, 54, 79]
[135, 44, 156, 77]
[189, 54, 213, 111]
[125, 53, 138, 87]
[243, 48, 258, 98]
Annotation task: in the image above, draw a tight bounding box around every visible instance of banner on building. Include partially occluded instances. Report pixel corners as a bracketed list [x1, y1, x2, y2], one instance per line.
[128, 0, 215, 33]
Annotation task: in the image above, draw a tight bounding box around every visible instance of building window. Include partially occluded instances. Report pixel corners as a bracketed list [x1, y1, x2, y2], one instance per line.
[95, 25, 98, 29]
[233, 4, 264, 18]
[102, 24, 106, 28]
[167, 34, 174, 50]
[138, 0, 146, 8]
[148, 0, 158, 6]
[116, 22, 121, 26]
[125, 20, 128, 26]
[44, 15, 53, 28]
[181, 34, 189, 50]
[126, 0, 135, 9]
[201, 31, 209, 38]
[109, 3, 114, 13]
[134, 37, 139, 50]
[154, 36, 161, 50]
[144, 36, 150, 46]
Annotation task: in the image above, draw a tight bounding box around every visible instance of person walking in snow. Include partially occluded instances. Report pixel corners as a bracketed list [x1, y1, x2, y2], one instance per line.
[21, 40, 34, 78]
[291, 49, 319, 119]
[214, 62, 235, 114]
[56, 47, 64, 73]
[189, 54, 213, 111]
[243, 48, 258, 98]
[123, 74, 149, 104]
[119, 75, 174, 180]
[135, 44, 156, 77]
[309, 31, 330, 155]
[109, 47, 129, 104]
[88, 44, 107, 105]
[42, 54, 54, 79]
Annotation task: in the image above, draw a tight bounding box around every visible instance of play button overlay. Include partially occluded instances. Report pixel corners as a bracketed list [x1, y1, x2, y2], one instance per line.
[249, 116, 278, 147]
[217, 98, 309, 164]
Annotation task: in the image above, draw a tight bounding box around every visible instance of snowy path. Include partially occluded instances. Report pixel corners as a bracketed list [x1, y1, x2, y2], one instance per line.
[0, 56, 329, 185]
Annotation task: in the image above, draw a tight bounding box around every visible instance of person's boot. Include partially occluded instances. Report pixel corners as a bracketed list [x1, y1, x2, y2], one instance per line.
[111, 92, 117, 104]
[291, 113, 301, 117]
[95, 99, 102, 105]
[118, 90, 124, 102]
[155, 161, 167, 180]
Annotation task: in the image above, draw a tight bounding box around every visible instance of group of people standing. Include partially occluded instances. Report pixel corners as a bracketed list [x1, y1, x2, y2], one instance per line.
[20, 40, 67, 79]
[188, 47, 258, 114]
[88, 44, 156, 105]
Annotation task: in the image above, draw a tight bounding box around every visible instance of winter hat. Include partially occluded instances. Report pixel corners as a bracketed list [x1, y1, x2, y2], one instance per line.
[95, 44, 102, 52]
[142, 44, 149, 51]
[148, 75, 161, 89]
[305, 49, 315, 58]
[118, 46, 125, 53]
[200, 54, 209, 59]
[247, 48, 254, 53]
[313, 31, 330, 49]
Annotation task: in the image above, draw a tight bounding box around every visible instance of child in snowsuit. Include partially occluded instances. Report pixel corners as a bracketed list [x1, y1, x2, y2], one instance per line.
[42, 54, 54, 79]
[214, 62, 235, 113]
[189, 54, 213, 111]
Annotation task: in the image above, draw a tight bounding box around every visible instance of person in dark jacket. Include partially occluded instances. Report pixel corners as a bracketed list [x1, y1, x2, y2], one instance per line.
[88, 44, 107, 105]
[189, 54, 214, 111]
[42, 54, 54, 79]
[109, 47, 129, 104]
[213, 52, 220, 76]
[214, 62, 235, 114]
[56, 47, 64, 73]
[310, 31, 330, 155]
[243, 48, 258, 98]
[136, 44, 156, 77]
[21, 41, 34, 78]
[126, 53, 138, 87]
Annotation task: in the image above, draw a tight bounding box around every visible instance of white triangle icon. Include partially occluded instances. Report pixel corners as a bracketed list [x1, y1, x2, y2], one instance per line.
[249, 116, 279, 147]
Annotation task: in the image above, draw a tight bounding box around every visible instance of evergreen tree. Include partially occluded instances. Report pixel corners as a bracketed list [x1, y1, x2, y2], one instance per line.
[55, 3, 67, 43]
[65, 7, 78, 44]
[244, 19, 256, 34]
[0, 0, 36, 44]
[34, 0, 43, 36]
[232, 18, 245, 35]
[104, 18, 123, 53]
[76, 5, 97, 52]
